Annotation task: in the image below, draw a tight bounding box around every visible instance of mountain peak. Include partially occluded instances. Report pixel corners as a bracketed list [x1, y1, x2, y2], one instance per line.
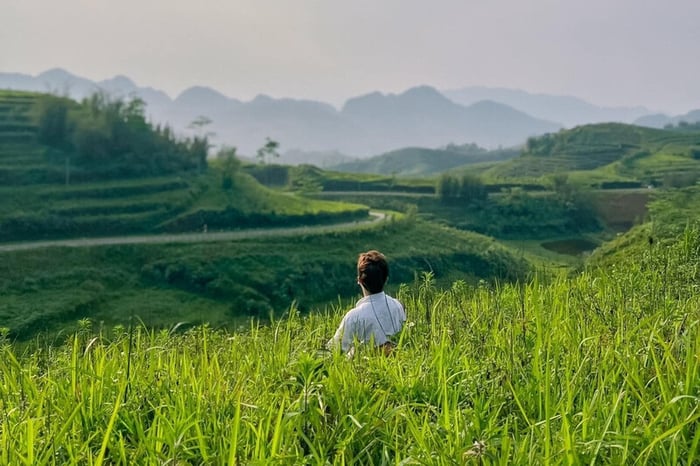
[37, 67, 78, 81]
[175, 86, 231, 103]
[251, 94, 274, 104]
[400, 85, 445, 100]
[99, 75, 137, 90]
[342, 86, 454, 115]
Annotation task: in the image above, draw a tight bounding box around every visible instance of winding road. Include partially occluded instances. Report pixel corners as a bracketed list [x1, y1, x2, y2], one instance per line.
[0, 211, 388, 252]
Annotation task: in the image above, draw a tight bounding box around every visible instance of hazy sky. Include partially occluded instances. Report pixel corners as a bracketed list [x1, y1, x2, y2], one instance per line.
[3, 0, 699, 113]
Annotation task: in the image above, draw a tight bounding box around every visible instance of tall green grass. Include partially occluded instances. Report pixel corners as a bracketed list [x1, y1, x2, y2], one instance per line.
[1, 228, 698, 464]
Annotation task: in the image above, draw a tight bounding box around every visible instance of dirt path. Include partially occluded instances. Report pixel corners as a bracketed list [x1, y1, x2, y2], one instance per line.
[0, 211, 388, 252]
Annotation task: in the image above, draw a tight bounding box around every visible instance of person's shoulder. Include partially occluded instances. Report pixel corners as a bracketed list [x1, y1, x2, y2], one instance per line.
[386, 294, 404, 307]
[344, 299, 377, 323]
[343, 302, 367, 320]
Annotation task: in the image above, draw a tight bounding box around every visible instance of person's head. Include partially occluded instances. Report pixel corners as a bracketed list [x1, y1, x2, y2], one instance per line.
[357, 250, 389, 294]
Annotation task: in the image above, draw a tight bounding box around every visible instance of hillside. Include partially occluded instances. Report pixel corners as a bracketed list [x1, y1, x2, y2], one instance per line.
[0, 216, 530, 339]
[329, 144, 519, 176]
[484, 123, 700, 186]
[589, 184, 700, 268]
[0, 91, 368, 241]
[1, 206, 697, 463]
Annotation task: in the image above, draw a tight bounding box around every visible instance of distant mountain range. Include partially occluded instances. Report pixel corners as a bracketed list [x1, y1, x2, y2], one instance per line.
[0, 68, 558, 157]
[633, 110, 700, 128]
[2, 68, 696, 160]
[442, 86, 652, 127]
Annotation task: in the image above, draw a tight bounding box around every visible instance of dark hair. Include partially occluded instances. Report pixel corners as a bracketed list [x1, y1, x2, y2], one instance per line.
[357, 250, 389, 294]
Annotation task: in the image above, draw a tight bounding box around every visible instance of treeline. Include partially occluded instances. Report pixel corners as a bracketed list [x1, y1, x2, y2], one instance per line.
[35, 93, 208, 179]
[436, 173, 487, 204]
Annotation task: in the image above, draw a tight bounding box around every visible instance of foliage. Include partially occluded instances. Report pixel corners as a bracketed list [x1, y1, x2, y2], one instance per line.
[288, 164, 324, 194]
[31, 92, 208, 180]
[255, 137, 280, 165]
[436, 173, 487, 205]
[0, 104, 371, 240]
[492, 123, 700, 186]
[0, 218, 529, 340]
[589, 184, 700, 268]
[34, 94, 72, 148]
[0, 230, 698, 463]
[420, 189, 600, 239]
[213, 146, 242, 190]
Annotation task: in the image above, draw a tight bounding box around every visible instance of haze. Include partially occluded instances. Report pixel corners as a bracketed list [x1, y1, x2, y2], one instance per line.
[2, 0, 700, 113]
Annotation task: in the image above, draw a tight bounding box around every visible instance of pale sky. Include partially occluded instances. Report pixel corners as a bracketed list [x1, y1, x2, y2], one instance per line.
[2, 0, 699, 113]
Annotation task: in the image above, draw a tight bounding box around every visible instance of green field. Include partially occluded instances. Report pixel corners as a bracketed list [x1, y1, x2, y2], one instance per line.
[0, 216, 530, 340]
[1, 220, 697, 463]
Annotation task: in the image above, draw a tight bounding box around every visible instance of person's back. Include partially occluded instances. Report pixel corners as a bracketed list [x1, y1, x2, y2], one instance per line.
[328, 250, 406, 355]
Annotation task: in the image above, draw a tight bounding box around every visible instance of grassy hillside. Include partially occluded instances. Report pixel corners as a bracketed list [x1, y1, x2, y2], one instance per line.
[0, 91, 368, 241]
[1, 222, 697, 463]
[0, 216, 530, 339]
[485, 123, 700, 186]
[589, 184, 700, 268]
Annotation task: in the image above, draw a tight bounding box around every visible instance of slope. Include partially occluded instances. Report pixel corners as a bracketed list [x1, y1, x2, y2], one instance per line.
[0, 91, 368, 241]
[484, 122, 700, 186]
[330, 144, 519, 176]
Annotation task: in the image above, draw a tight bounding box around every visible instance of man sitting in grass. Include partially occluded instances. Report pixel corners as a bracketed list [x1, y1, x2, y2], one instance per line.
[328, 250, 406, 356]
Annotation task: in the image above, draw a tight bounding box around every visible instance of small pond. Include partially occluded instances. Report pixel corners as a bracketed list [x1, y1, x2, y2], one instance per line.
[540, 238, 599, 256]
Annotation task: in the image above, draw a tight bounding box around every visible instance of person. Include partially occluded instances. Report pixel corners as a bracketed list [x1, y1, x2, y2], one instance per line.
[327, 250, 406, 356]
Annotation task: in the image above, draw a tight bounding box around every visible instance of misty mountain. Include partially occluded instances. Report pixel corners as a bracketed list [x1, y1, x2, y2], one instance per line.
[443, 86, 650, 127]
[337, 86, 561, 155]
[634, 109, 700, 128]
[1, 68, 561, 157]
[0, 68, 100, 97]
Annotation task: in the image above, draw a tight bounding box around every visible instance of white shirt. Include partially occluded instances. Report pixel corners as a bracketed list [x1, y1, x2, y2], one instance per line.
[328, 291, 406, 353]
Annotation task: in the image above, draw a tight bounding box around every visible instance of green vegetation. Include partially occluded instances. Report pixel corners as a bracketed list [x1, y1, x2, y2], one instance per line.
[246, 163, 435, 193]
[31, 92, 207, 180]
[0, 217, 528, 339]
[324, 187, 601, 241]
[1, 221, 697, 463]
[589, 184, 700, 268]
[3, 89, 700, 463]
[0, 91, 369, 240]
[436, 173, 487, 204]
[330, 144, 519, 177]
[486, 123, 700, 187]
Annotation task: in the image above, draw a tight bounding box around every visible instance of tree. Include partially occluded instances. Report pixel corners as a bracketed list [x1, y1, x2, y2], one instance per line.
[437, 173, 486, 204]
[458, 174, 486, 203]
[188, 116, 214, 137]
[436, 174, 460, 203]
[32, 92, 213, 179]
[550, 173, 575, 200]
[187, 116, 215, 174]
[256, 137, 280, 165]
[36, 95, 71, 148]
[217, 146, 241, 190]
